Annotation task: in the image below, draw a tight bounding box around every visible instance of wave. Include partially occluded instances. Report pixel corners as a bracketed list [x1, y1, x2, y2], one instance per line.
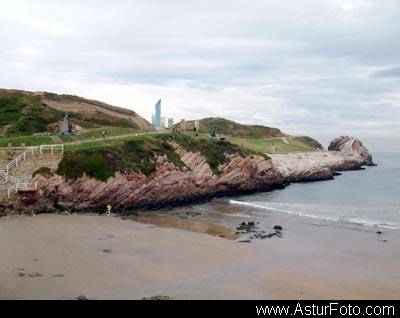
[221, 213, 263, 219]
[229, 200, 400, 230]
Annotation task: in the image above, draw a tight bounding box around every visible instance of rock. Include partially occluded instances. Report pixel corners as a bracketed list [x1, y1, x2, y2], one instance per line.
[274, 225, 283, 231]
[270, 137, 374, 183]
[14, 136, 373, 215]
[28, 272, 43, 278]
[76, 295, 88, 300]
[142, 295, 171, 300]
[236, 221, 257, 233]
[376, 231, 383, 235]
[238, 239, 252, 243]
[328, 136, 374, 166]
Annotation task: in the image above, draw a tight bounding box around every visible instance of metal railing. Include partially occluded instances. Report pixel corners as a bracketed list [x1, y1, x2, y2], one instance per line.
[1, 144, 63, 198]
[5, 144, 64, 174]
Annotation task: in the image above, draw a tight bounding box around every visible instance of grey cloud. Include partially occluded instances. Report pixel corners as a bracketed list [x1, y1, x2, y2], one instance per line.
[373, 66, 400, 78]
[0, 0, 400, 148]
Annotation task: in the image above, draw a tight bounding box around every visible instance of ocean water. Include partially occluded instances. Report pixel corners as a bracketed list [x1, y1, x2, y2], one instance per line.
[228, 152, 400, 230]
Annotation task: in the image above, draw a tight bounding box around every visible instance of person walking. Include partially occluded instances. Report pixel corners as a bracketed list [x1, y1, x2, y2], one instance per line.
[106, 203, 112, 216]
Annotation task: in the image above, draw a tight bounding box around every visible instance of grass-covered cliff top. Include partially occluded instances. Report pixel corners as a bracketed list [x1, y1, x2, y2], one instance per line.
[181, 117, 284, 139]
[229, 136, 324, 154]
[56, 133, 270, 181]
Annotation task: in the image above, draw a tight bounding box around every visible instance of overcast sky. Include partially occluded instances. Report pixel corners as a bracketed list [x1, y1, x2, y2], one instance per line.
[1, 0, 399, 150]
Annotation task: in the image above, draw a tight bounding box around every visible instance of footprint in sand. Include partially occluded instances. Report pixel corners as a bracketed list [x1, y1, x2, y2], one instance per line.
[28, 272, 43, 278]
[53, 274, 65, 278]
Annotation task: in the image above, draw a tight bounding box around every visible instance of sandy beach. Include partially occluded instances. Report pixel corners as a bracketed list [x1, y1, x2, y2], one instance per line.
[0, 213, 399, 300]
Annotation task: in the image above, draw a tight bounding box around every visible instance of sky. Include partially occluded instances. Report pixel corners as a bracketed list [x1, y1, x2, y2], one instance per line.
[1, 0, 399, 150]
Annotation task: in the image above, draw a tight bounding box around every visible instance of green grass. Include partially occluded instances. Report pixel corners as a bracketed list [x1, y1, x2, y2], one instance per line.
[0, 91, 64, 135]
[0, 127, 138, 148]
[183, 117, 283, 139]
[60, 127, 138, 142]
[229, 136, 323, 154]
[64, 138, 132, 153]
[0, 135, 54, 147]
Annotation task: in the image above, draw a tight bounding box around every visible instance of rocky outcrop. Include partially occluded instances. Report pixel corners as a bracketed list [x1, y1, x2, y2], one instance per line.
[328, 136, 374, 166]
[1, 136, 374, 214]
[32, 150, 283, 212]
[271, 136, 374, 182]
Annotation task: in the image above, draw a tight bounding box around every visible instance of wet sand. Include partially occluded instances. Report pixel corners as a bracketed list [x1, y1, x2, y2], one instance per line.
[133, 212, 238, 239]
[0, 213, 399, 299]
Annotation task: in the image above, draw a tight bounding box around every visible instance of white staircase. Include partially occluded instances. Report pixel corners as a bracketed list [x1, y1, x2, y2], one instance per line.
[0, 144, 64, 198]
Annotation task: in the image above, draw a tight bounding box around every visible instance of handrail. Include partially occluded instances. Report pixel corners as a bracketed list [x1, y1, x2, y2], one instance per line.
[5, 144, 64, 174]
[1, 144, 64, 198]
[2, 133, 155, 198]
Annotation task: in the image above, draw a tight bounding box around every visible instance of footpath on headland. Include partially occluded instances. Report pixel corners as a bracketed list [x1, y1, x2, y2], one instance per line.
[0, 131, 155, 198]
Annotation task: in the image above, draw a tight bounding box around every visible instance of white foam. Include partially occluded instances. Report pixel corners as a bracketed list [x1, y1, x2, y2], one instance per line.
[229, 199, 400, 230]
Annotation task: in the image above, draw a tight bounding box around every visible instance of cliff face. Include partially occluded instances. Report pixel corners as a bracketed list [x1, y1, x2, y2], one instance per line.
[34, 149, 283, 212]
[1, 136, 374, 214]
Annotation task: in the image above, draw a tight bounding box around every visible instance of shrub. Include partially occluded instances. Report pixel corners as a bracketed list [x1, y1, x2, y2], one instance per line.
[32, 167, 54, 178]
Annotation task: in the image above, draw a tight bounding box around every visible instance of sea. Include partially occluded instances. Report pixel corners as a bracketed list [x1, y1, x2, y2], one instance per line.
[171, 152, 400, 231]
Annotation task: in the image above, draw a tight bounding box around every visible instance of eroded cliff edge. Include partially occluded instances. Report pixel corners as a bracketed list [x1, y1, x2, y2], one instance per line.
[1, 136, 374, 215]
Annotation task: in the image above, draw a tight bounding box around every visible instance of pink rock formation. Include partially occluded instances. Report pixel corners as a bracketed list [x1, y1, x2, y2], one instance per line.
[34, 150, 283, 212]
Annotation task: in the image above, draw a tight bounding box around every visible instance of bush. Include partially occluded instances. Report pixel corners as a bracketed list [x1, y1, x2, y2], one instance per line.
[57, 152, 114, 181]
[32, 167, 54, 178]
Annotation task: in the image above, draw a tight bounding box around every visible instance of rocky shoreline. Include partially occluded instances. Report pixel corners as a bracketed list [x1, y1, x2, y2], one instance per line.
[0, 136, 374, 215]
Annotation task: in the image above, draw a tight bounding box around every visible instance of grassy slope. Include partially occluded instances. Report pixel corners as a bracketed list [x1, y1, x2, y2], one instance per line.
[229, 136, 323, 154]
[183, 117, 284, 138]
[0, 92, 64, 135]
[57, 133, 270, 181]
[0, 127, 138, 147]
[59, 127, 137, 143]
[0, 90, 143, 137]
[177, 117, 323, 153]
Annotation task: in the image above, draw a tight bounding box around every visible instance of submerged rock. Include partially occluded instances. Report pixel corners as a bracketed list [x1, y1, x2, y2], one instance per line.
[236, 222, 257, 233]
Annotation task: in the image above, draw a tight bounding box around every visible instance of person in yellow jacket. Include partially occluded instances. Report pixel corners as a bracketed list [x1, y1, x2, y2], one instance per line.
[106, 203, 112, 216]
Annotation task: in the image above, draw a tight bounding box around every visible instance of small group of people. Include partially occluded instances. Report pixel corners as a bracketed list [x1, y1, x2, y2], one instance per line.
[172, 127, 181, 134]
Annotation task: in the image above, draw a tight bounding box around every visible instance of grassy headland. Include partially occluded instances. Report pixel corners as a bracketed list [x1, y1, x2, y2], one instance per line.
[57, 133, 270, 181]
